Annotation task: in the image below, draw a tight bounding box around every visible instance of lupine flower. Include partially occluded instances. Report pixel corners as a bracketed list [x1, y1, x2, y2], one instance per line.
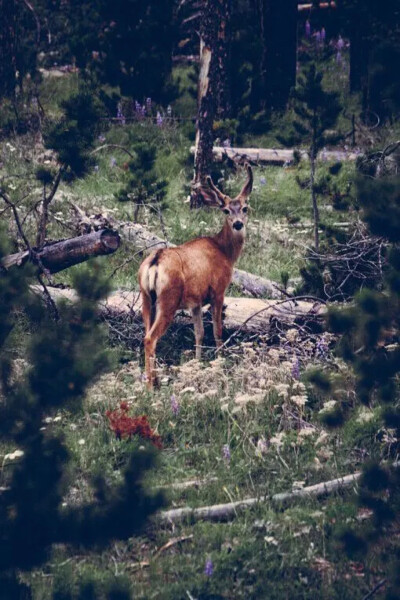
[222, 444, 231, 462]
[336, 51, 342, 65]
[170, 394, 180, 416]
[94, 165, 99, 172]
[321, 27, 326, 42]
[204, 559, 214, 577]
[337, 35, 344, 50]
[146, 97, 152, 112]
[110, 157, 117, 167]
[305, 20, 311, 37]
[291, 357, 300, 380]
[167, 104, 172, 117]
[315, 31, 321, 45]
[259, 176, 266, 185]
[316, 336, 329, 361]
[156, 111, 163, 126]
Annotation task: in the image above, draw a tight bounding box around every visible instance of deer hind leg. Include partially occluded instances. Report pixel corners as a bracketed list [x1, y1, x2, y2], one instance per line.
[211, 296, 224, 352]
[144, 293, 178, 390]
[191, 306, 204, 360]
[141, 291, 153, 335]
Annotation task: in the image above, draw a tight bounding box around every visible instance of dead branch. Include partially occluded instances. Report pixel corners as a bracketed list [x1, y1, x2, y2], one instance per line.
[2, 229, 120, 274]
[157, 462, 400, 525]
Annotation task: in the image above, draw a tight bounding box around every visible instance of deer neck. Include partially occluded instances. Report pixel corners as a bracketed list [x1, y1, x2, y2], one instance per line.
[213, 220, 245, 265]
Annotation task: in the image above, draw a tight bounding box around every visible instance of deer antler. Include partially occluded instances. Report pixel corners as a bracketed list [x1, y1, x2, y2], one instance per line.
[206, 175, 226, 206]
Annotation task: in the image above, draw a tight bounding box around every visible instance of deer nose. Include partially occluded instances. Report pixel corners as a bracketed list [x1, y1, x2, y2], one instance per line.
[233, 221, 244, 231]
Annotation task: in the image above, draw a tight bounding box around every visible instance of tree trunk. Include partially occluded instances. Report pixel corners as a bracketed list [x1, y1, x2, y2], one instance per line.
[1, 229, 120, 273]
[261, 0, 297, 112]
[191, 0, 220, 208]
[310, 143, 319, 252]
[216, 0, 232, 118]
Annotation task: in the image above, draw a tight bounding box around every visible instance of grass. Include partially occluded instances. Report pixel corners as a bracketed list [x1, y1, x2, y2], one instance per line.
[2, 70, 397, 599]
[21, 345, 390, 599]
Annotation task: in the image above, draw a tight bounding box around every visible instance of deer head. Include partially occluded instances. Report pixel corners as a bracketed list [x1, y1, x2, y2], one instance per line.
[200, 165, 253, 234]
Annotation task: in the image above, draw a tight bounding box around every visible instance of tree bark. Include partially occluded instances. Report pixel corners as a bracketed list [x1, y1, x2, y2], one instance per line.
[1, 229, 120, 273]
[216, 0, 232, 118]
[261, 0, 297, 112]
[191, 0, 220, 208]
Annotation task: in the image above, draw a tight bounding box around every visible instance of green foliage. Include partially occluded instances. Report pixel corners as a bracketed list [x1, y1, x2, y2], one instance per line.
[278, 63, 342, 155]
[43, 88, 103, 177]
[114, 143, 168, 222]
[0, 236, 163, 598]
[321, 170, 400, 598]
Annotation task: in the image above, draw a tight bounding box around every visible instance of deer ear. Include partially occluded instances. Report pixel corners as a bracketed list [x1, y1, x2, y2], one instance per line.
[206, 175, 226, 207]
[237, 164, 253, 200]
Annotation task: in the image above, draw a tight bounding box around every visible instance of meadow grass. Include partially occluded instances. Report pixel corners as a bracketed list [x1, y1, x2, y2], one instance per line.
[2, 85, 390, 598]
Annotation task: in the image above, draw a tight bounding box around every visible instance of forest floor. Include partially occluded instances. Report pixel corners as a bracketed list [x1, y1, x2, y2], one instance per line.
[2, 73, 398, 599]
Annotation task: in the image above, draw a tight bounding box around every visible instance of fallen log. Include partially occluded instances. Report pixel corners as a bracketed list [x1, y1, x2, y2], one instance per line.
[1, 229, 120, 273]
[36, 287, 325, 334]
[157, 461, 399, 525]
[190, 146, 358, 165]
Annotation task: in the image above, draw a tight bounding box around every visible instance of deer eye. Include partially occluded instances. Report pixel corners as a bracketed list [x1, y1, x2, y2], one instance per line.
[242, 206, 248, 213]
[223, 208, 230, 215]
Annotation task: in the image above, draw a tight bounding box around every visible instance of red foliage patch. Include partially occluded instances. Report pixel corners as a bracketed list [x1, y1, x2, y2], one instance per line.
[105, 403, 162, 449]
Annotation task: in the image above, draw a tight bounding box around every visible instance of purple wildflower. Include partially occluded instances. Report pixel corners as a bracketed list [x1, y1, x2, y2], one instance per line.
[222, 444, 231, 463]
[259, 176, 266, 185]
[222, 138, 231, 149]
[204, 559, 214, 577]
[291, 357, 300, 380]
[170, 394, 180, 416]
[336, 51, 342, 65]
[98, 134, 106, 142]
[110, 157, 117, 167]
[146, 97, 152, 113]
[305, 20, 311, 38]
[315, 31, 321, 45]
[167, 104, 172, 117]
[336, 35, 344, 50]
[156, 111, 163, 127]
[316, 336, 329, 361]
[321, 27, 326, 42]
[93, 165, 99, 173]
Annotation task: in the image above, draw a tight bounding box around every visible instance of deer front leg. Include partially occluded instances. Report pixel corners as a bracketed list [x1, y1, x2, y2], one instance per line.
[191, 306, 204, 360]
[211, 296, 224, 351]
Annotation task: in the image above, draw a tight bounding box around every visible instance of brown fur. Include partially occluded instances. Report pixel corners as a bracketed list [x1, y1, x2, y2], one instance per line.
[138, 165, 253, 389]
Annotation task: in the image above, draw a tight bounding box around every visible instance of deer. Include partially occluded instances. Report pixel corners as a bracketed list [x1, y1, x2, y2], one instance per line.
[138, 164, 253, 389]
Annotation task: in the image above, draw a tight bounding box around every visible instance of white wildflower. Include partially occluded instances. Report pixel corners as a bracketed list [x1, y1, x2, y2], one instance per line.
[4, 449, 24, 461]
[319, 400, 337, 414]
[78, 439, 86, 445]
[264, 536, 278, 546]
[356, 408, 374, 423]
[286, 328, 299, 343]
[274, 383, 290, 399]
[291, 394, 308, 407]
[269, 431, 286, 448]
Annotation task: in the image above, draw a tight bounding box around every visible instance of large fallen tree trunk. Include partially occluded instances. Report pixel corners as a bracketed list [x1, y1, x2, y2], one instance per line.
[33, 286, 325, 334]
[117, 222, 286, 299]
[190, 146, 358, 165]
[1, 229, 120, 273]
